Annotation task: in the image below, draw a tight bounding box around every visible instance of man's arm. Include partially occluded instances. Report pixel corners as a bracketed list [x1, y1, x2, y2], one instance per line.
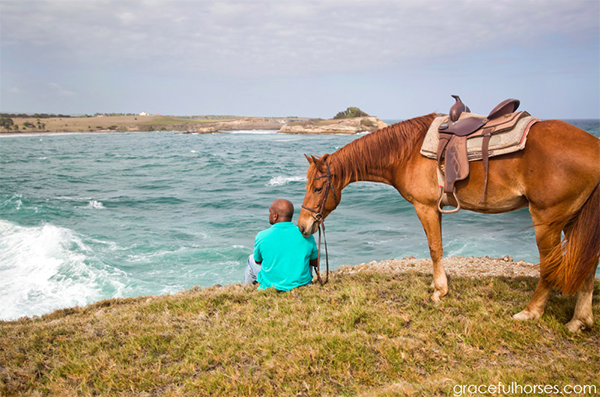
[253, 234, 263, 265]
[309, 258, 318, 268]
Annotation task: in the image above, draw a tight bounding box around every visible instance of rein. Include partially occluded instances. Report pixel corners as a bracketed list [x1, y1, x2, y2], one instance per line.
[301, 159, 337, 285]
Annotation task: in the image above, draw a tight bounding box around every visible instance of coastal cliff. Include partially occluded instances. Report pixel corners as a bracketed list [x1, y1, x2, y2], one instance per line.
[185, 116, 388, 134]
[1, 256, 598, 396]
[185, 117, 291, 134]
[278, 116, 388, 135]
[1, 114, 389, 135]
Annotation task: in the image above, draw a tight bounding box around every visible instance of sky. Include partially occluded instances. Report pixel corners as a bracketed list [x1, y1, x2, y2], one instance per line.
[1, 0, 598, 119]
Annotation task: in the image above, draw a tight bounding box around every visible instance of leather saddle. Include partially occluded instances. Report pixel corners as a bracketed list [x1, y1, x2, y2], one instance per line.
[436, 95, 526, 213]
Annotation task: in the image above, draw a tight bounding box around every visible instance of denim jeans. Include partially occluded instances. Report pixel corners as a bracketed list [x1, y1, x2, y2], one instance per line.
[244, 254, 261, 284]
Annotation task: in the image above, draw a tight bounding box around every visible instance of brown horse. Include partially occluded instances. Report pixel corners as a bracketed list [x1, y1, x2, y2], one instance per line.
[298, 113, 600, 332]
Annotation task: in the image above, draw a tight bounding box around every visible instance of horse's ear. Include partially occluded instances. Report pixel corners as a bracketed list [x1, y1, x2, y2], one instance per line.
[313, 154, 329, 172]
[304, 154, 314, 164]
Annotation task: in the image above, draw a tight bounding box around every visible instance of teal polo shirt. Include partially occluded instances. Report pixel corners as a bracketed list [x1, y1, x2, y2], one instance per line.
[254, 222, 318, 291]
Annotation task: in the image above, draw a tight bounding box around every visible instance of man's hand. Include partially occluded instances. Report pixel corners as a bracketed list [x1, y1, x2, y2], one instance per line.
[309, 258, 318, 268]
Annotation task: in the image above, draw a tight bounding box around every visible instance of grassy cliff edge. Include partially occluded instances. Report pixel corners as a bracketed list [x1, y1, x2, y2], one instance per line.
[1, 256, 599, 396]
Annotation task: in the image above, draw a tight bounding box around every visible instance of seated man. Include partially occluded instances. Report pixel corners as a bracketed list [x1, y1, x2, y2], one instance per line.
[244, 198, 318, 291]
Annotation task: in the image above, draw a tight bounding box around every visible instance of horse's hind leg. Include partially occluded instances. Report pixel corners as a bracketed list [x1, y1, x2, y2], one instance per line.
[513, 278, 552, 321]
[566, 268, 597, 333]
[513, 220, 561, 321]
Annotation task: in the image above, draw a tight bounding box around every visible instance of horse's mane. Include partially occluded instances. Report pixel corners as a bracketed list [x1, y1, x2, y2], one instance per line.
[331, 113, 436, 183]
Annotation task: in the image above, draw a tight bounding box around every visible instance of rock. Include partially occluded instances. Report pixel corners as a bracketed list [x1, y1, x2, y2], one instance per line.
[186, 117, 289, 134]
[278, 117, 387, 135]
[181, 116, 389, 135]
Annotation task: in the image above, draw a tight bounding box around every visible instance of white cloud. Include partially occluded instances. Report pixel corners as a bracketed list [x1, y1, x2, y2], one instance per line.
[1, 0, 598, 78]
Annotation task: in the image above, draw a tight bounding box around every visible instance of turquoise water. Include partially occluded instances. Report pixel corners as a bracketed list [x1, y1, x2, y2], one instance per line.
[1, 120, 598, 320]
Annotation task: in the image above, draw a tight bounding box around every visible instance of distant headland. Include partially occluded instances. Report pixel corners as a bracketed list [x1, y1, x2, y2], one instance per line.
[0, 108, 388, 135]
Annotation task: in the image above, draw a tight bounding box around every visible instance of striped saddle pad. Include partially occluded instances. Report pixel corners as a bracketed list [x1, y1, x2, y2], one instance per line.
[420, 113, 539, 161]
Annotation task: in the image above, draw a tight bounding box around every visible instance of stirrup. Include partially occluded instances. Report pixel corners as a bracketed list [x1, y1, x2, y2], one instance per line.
[437, 187, 461, 214]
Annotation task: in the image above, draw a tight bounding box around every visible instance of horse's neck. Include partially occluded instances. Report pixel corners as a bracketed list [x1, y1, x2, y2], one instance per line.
[331, 115, 432, 190]
[340, 162, 394, 187]
[332, 145, 398, 188]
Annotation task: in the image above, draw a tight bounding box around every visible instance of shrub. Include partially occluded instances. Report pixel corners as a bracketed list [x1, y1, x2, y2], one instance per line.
[333, 107, 370, 119]
[360, 118, 377, 127]
[0, 116, 15, 131]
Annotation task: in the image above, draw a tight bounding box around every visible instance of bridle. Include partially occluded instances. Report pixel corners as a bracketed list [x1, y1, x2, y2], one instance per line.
[301, 158, 338, 285]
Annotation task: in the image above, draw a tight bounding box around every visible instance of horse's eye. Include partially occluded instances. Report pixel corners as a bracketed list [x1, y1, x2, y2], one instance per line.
[313, 187, 323, 193]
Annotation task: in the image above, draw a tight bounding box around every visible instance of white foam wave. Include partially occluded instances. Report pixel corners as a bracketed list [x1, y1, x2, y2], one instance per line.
[267, 175, 306, 186]
[2, 194, 33, 212]
[0, 220, 124, 320]
[125, 247, 187, 263]
[86, 200, 106, 209]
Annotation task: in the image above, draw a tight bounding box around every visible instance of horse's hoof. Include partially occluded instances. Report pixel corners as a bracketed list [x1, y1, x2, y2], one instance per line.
[431, 291, 442, 302]
[565, 317, 593, 333]
[513, 310, 541, 321]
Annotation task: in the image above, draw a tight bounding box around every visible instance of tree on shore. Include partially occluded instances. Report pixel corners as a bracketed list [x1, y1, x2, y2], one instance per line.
[0, 116, 15, 132]
[333, 107, 370, 119]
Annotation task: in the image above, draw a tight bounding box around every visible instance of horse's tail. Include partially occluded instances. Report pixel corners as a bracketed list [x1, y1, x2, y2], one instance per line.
[541, 183, 600, 294]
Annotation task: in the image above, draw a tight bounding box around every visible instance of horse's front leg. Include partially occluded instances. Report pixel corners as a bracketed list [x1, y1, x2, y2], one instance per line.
[414, 203, 447, 301]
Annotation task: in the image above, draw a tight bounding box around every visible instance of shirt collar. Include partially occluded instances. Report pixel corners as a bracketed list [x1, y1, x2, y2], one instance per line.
[271, 222, 295, 229]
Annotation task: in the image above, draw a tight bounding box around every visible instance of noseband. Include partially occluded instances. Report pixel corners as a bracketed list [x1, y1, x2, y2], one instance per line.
[301, 158, 338, 285]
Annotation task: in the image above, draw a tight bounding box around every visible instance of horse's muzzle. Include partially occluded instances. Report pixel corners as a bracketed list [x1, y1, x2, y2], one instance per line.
[299, 221, 317, 237]
[299, 225, 308, 237]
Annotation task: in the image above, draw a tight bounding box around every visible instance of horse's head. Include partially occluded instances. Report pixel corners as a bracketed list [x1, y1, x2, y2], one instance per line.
[298, 154, 342, 237]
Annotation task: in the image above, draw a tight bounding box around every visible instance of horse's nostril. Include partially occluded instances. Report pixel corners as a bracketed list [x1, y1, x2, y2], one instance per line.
[299, 225, 305, 234]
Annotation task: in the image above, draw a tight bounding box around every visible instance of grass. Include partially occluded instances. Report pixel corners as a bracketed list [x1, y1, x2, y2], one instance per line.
[1, 271, 598, 396]
[135, 116, 235, 127]
[2, 115, 238, 133]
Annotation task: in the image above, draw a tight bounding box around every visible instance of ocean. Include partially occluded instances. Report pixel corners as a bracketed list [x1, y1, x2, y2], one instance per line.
[1, 119, 598, 321]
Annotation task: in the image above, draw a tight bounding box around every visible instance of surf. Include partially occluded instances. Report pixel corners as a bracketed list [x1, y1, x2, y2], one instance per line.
[0, 220, 125, 320]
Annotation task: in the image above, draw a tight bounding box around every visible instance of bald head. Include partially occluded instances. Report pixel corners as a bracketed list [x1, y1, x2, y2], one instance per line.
[269, 199, 294, 224]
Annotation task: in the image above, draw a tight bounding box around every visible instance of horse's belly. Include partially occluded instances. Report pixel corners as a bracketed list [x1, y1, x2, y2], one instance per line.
[460, 195, 529, 214]
[455, 175, 529, 214]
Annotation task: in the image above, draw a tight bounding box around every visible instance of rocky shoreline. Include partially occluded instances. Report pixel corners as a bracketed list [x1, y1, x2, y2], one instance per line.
[1, 115, 390, 135]
[336, 255, 542, 279]
[277, 116, 388, 135]
[182, 117, 290, 134]
[183, 116, 388, 135]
